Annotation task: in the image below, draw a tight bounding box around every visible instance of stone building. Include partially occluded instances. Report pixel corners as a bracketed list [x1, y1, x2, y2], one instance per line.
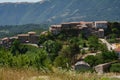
[94, 63, 111, 74]
[49, 21, 106, 38]
[18, 34, 29, 43]
[18, 32, 39, 44]
[98, 29, 104, 38]
[1, 37, 18, 48]
[95, 61, 118, 74]
[0, 31, 39, 48]
[49, 25, 61, 35]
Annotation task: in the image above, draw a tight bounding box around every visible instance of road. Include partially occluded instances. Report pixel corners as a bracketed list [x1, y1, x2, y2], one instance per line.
[99, 39, 114, 51]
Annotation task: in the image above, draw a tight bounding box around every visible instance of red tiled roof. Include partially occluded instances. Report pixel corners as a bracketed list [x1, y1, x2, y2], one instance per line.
[114, 47, 120, 52]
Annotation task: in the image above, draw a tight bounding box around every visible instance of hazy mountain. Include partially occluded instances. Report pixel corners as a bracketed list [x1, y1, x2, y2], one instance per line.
[0, 0, 120, 25]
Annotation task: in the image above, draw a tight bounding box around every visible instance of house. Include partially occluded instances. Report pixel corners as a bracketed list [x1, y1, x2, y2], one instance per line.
[18, 34, 29, 43]
[1, 37, 10, 48]
[0, 31, 39, 48]
[94, 62, 111, 74]
[98, 29, 104, 38]
[114, 47, 120, 59]
[95, 61, 118, 74]
[94, 21, 108, 29]
[80, 21, 94, 28]
[49, 25, 61, 35]
[18, 32, 39, 44]
[28, 32, 39, 44]
[1, 37, 18, 48]
[74, 61, 91, 71]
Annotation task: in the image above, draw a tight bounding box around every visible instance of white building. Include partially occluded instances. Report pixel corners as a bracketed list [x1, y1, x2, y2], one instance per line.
[94, 21, 108, 29]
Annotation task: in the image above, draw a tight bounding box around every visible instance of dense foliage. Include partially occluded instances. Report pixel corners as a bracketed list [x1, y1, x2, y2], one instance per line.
[84, 51, 118, 67]
[0, 45, 51, 70]
[110, 63, 120, 72]
[105, 22, 120, 43]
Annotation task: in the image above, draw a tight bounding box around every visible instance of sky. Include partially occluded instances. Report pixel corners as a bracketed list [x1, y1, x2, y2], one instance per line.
[0, 0, 42, 3]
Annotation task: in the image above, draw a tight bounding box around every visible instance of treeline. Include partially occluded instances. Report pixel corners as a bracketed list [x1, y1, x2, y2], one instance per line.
[0, 43, 51, 71]
[0, 24, 49, 38]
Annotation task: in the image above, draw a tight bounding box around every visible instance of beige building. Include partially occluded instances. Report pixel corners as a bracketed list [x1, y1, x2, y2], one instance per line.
[49, 21, 106, 38]
[0, 31, 39, 48]
[18, 32, 39, 44]
[1, 37, 18, 48]
[49, 25, 61, 35]
[94, 21, 108, 29]
[98, 29, 104, 38]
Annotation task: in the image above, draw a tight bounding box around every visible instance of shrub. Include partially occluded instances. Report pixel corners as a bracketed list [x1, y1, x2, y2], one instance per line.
[110, 63, 120, 72]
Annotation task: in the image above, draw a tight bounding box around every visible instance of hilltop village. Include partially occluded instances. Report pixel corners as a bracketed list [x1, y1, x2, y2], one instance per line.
[0, 21, 107, 48]
[49, 21, 107, 37]
[0, 21, 120, 74]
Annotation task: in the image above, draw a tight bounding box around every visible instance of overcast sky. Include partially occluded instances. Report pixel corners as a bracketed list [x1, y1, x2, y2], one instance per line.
[0, 0, 42, 3]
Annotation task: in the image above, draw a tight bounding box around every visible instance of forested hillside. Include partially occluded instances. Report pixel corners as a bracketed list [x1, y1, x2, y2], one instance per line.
[0, 0, 120, 25]
[0, 24, 48, 38]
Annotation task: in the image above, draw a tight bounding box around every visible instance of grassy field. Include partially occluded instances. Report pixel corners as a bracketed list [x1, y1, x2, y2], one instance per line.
[0, 68, 120, 80]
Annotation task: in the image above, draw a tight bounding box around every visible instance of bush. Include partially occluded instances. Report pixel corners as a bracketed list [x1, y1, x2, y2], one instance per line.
[54, 55, 70, 69]
[110, 63, 120, 72]
[84, 55, 96, 67]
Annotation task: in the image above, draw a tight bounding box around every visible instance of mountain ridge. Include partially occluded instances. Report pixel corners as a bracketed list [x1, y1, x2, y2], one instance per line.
[0, 0, 120, 25]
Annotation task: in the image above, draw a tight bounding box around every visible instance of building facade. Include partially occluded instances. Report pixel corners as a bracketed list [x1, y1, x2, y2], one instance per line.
[49, 21, 106, 38]
[94, 21, 108, 29]
[0, 31, 39, 48]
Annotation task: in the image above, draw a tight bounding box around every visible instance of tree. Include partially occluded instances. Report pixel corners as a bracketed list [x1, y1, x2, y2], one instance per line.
[84, 55, 96, 67]
[59, 44, 80, 64]
[34, 49, 51, 70]
[54, 55, 70, 68]
[102, 51, 118, 63]
[38, 34, 47, 45]
[43, 40, 62, 61]
[11, 40, 28, 55]
[88, 36, 99, 52]
[11, 40, 21, 55]
[84, 51, 118, 67]
[38, 32, 55, 46]
[98, 43, 108, 52]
